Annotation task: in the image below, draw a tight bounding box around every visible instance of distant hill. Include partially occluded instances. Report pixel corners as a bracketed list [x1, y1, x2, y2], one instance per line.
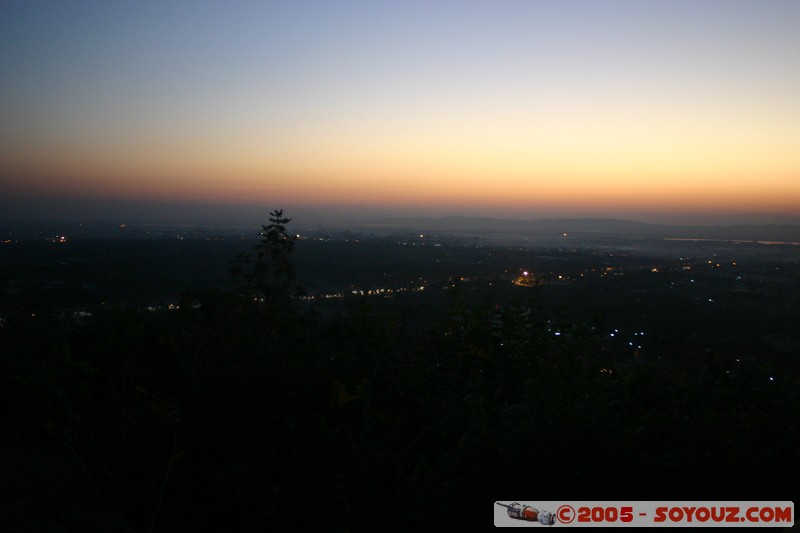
[353, 216, 800, 243]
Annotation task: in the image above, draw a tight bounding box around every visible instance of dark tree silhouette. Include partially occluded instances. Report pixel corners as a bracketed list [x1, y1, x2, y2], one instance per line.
[232, 209, 298, 304]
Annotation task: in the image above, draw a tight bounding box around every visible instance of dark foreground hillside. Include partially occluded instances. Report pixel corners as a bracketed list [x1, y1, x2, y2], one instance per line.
[2, 215, 798, 530]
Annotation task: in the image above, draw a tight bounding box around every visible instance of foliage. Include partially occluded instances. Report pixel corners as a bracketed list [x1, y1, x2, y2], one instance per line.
[231, 209, 298, 305]
[2, 211, 798, 529]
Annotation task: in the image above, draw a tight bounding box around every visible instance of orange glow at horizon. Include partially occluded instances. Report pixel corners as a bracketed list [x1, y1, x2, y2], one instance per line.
[4, 83, 799, 218]
[5, 163, 799, 219]
[3, 73, 799, 220]
[4, 119, 799, 218]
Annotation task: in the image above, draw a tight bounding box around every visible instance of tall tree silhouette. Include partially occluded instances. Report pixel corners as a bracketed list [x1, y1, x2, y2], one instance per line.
[232, 209, 298, 305]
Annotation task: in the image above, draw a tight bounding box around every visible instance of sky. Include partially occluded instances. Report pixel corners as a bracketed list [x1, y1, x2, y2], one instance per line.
[2, 1, 800, 226]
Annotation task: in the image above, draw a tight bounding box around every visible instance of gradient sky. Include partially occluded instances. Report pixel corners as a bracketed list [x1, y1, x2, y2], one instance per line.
[2, 1, 800, 225]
